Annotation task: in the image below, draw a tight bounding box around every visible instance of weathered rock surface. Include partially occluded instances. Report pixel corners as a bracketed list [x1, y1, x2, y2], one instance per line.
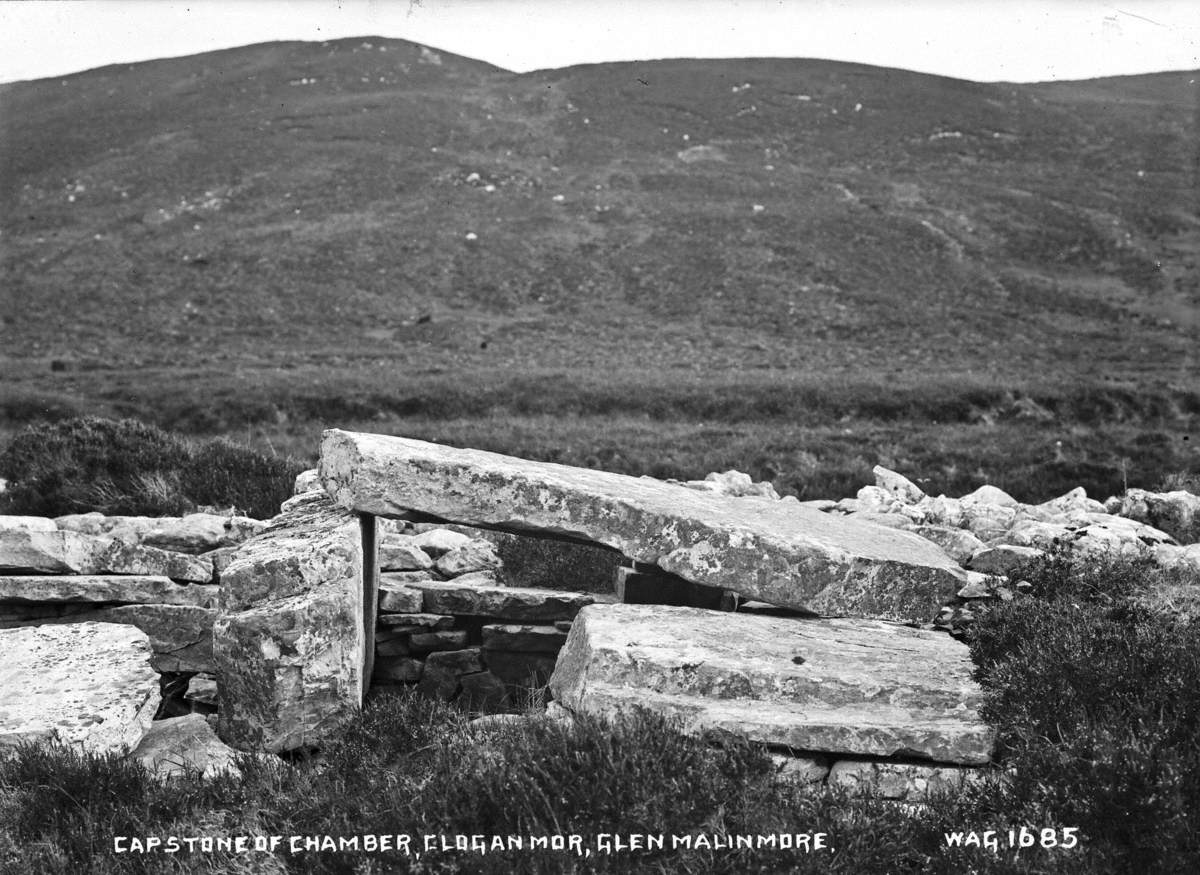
[0, 622, 160, 754]
[911, 525, 987, 566]
[874, 466, 926, 504]
[5, 604, 217, 673]
[99, 540, 214, 583]
[435, 538, 502, 577]
[378, 536, 434, 572]
[482, 623, 570, 653]
[130, 714, 242, 780]
[549, 604, 993, 765]
[212, 492, 369, 753]
[141, 513, 266, 554]
[1114, 489, 1200, 544]
[0, 516, 57, 534]
[0, 575, 218, 607]
[0, 530, 109, 574]
[967, 545, 1044, 577]
[322, 431, 966, 620]
[388, 575, 597, 621]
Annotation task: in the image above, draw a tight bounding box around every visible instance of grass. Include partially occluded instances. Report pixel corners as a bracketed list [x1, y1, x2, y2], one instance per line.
[2, 548, 1197, 873]
[0, 417, 304, 519]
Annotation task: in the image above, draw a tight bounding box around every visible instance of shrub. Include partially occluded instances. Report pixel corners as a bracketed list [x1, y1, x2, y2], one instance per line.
[0, 417, 301, 518]
[967, 551, 1200, 873]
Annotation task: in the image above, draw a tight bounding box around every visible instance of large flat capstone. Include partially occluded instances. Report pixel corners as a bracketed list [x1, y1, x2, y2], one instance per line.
[0, 622, 160, 755]
[320, 430, 965, 621]
[212, 492, 372, 753]
[548, 604, 994, 765]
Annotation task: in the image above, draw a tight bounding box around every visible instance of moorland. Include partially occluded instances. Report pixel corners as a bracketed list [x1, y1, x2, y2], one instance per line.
[1, 37, 1196, 499]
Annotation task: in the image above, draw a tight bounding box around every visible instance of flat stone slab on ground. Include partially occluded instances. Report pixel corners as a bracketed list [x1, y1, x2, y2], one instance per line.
[321, 430, 965, 621]
[0, 622, 160, 754]
[3, 604, 216, 673]
[0, 575, 218, 607]
[549, 604, 994, 765]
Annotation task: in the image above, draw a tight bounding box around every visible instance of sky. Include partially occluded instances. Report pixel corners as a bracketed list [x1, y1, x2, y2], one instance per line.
[0, 0, 1198, 86]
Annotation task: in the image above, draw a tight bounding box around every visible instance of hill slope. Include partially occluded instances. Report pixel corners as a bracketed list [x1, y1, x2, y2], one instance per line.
[1, 39, 1197, 495]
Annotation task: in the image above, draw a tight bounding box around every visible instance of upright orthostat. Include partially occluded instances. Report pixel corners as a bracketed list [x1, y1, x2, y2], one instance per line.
[213, 492, 373, 753]
[320, 429, 965, 622]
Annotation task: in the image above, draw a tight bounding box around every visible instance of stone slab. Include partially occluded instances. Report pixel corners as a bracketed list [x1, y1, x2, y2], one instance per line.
[0, 575, 218, 607]
[212, 493, 369, 753]
[3, 604, 217, 673]
[549, 604, 994, 765]
[0, 530, 109, 574]
[0, 622, 160, 754]
[321, 430, 966, 620]
[99, 540, 215, 583]
[481, 623, 569, 653]
[389, 575, 596, 621]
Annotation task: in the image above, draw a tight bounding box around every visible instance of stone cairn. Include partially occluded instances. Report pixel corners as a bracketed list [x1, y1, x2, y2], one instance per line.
[2, 430, 1197, 801]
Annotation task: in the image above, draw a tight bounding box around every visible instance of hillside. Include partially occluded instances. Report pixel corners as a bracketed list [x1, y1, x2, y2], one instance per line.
[1, 38, 1197, 497]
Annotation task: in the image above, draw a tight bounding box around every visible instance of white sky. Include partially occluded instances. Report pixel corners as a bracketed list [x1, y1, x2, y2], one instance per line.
[0, 0, 1198, 85]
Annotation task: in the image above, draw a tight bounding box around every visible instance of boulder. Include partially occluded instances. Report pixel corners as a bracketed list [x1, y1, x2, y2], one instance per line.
[417, 648, 485, 700]
[212, 493, 370, 753]
[967, 545, 1044, 578]
[873, 466, 926, 504]
[960, 485, 1019, 508]
[1029, 487, 1107, 520]
[0, 622, 160, 754]
[549, 604, 994, 765]
[0, 575, 218, 607]
[679, 470, 780, 500]
[321, 431, 966, 622]
[1115, 489, 1200, 544]
[0, 529, 109, 574]
[129, 714, 242, 780]
[911, 526, 987, 566]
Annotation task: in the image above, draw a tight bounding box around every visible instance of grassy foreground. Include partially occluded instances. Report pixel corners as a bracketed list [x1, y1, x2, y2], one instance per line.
[2, 548, 1198, 873]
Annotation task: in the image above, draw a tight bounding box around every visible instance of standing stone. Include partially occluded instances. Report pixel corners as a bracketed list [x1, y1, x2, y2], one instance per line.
[320, 431, 966, 621]
[0, 622, 160, 754]
[212, 492, 372, 753]
[549, 604, 994, 765]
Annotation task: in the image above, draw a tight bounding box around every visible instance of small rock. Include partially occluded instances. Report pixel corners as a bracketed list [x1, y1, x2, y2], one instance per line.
[185, 674, 219, 707]
[435, 539, 503, 577]
[294, 469, 320, 495]
[378, 583, 424, 613]
[960, 485, 1019, 508]
[379, 536, 434, 572]
[130, 714, 242, 780]
[874, 466, 926, 504]
[409, 528, 472, 558]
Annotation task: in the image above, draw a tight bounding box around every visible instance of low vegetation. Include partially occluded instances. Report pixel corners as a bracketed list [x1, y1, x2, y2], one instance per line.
[0, 417, 303, 520]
